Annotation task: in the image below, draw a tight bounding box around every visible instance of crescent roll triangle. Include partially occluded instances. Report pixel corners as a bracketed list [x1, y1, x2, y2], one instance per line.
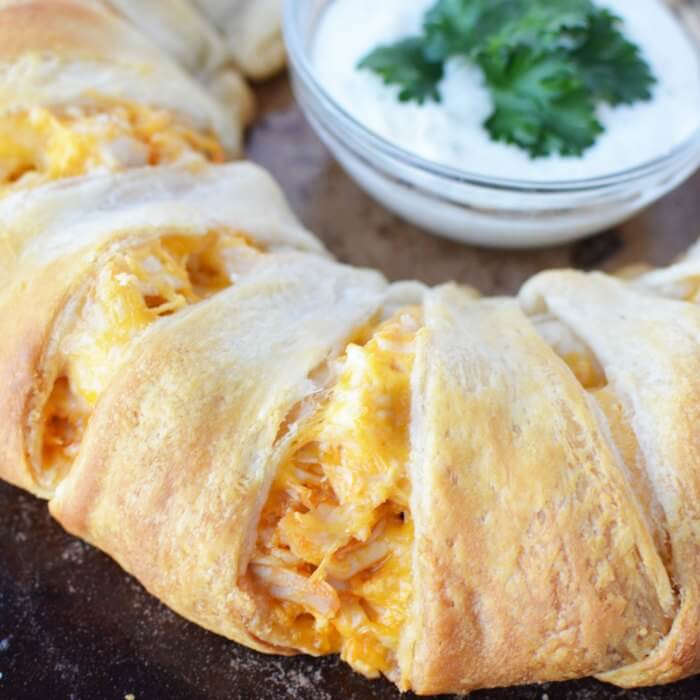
[521, 271, 700, 687]
[192, 0, 285, 80]
[0, 163, 322, 497]
[50, 253, 388, 653]
[3, 3, 700, 697]
[0, 0, 251, 181]
[95, 0, 256, 127]
[403, 287, 676, 693]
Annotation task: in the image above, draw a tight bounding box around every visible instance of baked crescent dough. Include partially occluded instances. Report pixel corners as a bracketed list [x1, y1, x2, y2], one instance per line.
[403, 286, 676, 693]
[50, 252, 388, 653]
[3, 3, 700, 697]
[95, 0, 256, 127]
[192, 0, 285, 80]
[0, 0, 250, 155]
[0, 162, 323, 497]
[521, 271, 700, 688]
[99, 0, 232, 78]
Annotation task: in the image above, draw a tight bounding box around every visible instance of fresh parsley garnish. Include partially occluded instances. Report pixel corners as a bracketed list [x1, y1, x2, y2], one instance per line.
[571, 9, 656, 105]
[358, 0, 656, 158]
[423, 0, 592, 62]
[483, 48, 602, 157]
[358, 38, 444, 104]
[422, 0, 510, 62]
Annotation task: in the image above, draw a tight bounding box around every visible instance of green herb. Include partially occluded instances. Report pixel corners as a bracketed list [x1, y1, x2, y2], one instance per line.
[571, 9, 656, 105]
[357, 38, 444, 104]
[423, 0, 592, 62]
[358, 0, 656, 158]
[422, 0, 512, 62]
[482, 47, 602, 157]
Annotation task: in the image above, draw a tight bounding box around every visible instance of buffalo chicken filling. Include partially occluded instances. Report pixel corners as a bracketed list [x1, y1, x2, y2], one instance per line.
[0, 102, 224, 187]
[248, 308, 421, 679]
[40, 231, 260, 488]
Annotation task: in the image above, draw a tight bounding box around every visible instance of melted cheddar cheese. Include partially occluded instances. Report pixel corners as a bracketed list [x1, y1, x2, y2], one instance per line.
[0, 103, 224, 187]
[670, 277, 700, 303]
[40, 232, 260, 486]
[250, 308, 421, 679]
[563, 351, 606, 390]
[534, 316, 606, 391]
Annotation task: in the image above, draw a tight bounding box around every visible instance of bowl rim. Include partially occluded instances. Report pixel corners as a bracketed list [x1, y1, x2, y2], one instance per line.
[283, 0, 700, 194]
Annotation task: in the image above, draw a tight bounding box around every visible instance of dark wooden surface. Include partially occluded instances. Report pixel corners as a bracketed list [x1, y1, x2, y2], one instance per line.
[2, 75, 700, 700]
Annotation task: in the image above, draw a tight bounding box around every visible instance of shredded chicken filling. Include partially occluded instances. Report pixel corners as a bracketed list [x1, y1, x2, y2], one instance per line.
[249, 307, 421, 680]
[40, 231, 261, 487]
[0, 102, 224, 187]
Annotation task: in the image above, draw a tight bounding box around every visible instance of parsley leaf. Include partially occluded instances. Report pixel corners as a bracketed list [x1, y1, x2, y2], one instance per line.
[484, 0, 594, 53]
[357, 0, 656, 158]
[358, 38, 444, 104]
[422, 0, 513, 62]
[423, 0, 593, 63]
[482, 48, 603, 157]
[571, 10, 656, 105]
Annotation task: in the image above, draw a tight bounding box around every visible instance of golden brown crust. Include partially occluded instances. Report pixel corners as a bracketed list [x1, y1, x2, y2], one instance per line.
[521, 271, 700, 686]
[402, 285, 674, 694]
[0, 244, 121, 496]
[49, 253, 387, 651]
[0, 264, 70, 496]
[97, 0, 257, 126]
[0, 0, 119, 59]
[0, 164, 323, 497]
[0, 162, 323, 281]
[0, 0, 249, 153]
[4, 1, 700, 692]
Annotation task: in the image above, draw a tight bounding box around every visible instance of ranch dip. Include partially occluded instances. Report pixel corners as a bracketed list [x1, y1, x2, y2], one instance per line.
[313, 0, 700, 181]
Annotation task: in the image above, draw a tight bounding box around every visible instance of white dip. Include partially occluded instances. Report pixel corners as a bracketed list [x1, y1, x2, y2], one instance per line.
[313, 0, 700, 181]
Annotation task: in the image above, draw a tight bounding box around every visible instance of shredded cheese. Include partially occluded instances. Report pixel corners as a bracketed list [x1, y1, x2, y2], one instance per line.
[250, 307, 421, 679]
[563, 351, 606, 391]
[0, 102, 224, 187]
[40, 232, 260, 485]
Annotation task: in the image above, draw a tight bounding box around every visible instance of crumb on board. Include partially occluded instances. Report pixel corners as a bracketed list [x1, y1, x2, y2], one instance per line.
[125, 694, 135, 700]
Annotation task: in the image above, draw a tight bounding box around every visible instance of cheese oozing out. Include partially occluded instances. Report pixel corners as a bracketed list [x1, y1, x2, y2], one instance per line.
[0, 102, 225, 187]
[248, 307, 421, 680]
[39, 231, 261, 489]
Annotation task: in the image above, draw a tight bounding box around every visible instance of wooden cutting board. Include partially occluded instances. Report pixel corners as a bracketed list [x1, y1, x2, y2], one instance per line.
[2, 75, 700, 700]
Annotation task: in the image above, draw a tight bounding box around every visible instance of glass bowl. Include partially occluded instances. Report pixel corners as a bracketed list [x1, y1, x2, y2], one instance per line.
[283, 0, 700, 249]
